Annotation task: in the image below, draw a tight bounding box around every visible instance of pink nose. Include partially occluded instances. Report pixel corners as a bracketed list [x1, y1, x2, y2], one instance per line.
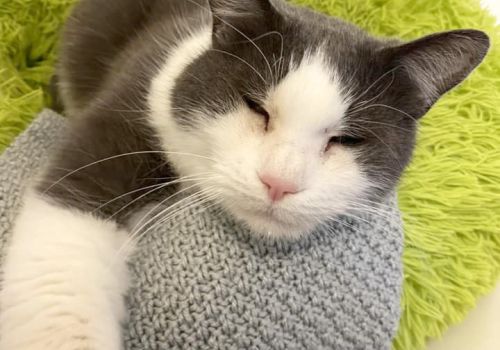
[259, 174, 298, 202]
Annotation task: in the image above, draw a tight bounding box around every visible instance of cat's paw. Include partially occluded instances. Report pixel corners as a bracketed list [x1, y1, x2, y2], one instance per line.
[0, 270, 126, 350]
[0, 195, 130, 350]
[0, 308, 125, 350]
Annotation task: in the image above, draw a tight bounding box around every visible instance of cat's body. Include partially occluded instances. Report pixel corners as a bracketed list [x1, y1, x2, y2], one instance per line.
[0, 0, 489, 349]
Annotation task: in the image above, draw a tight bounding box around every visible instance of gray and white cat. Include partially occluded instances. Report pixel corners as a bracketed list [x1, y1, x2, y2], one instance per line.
[0, 0, 489, 348]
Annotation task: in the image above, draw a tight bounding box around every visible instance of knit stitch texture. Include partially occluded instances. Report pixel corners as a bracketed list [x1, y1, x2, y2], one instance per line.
[0, 110, 404, 350]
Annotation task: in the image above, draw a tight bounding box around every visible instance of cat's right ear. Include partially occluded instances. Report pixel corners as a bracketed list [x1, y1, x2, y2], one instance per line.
[208, 0, 278, 44]
[382, 29, 490, 115]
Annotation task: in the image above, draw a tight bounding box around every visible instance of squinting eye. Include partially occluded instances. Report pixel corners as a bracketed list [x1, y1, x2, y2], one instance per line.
[243, 96, 270, 128]
[328, 135, 364, 148]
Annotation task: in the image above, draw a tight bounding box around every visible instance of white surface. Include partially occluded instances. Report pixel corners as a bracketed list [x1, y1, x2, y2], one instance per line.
[427, 282, 500, 350]
[483, 0, 500, 23]
[426, 1, 500, 350]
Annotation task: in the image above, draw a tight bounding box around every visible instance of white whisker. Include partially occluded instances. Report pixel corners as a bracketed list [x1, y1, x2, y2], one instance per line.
[209, 48, 268, 85]
[185, 0, 275, 83]
[43, 151, 218, 194]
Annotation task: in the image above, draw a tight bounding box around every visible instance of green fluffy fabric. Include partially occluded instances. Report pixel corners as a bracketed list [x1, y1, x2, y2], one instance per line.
[0, 0, 499, 349]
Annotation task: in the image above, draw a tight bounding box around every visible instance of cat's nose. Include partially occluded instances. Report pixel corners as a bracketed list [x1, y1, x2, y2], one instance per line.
[259, 174, 298, 202]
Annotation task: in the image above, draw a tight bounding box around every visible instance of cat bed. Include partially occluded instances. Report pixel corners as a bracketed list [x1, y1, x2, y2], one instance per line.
[0, 109, 404, 349]
[0, 1, 499, 349]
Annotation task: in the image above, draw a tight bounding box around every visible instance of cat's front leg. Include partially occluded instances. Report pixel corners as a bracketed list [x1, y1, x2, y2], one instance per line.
[0, 192, 131, 350]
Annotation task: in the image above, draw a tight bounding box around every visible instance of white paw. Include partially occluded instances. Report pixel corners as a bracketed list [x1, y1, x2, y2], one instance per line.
[0, 194, 129, 350]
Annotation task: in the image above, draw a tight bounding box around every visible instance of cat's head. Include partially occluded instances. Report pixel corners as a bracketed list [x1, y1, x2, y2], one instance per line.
[149, 0, 489, 238]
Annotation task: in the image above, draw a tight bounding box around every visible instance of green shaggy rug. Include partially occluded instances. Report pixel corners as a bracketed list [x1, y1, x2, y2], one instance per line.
[0, 0, 499, 349]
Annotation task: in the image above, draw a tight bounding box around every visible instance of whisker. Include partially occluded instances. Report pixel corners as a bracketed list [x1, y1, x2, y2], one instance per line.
[118, 194, 223, 258]
[350, 124, 405, 168]
[96, 107, 152, 113]
[349, 65, 403, 107]
[119, 190, 209, 256]
[350, 119, 413, 132]
[101, 173, 221, 219]
[209, 48, 268, 85]
[344, 203, 396, 222]
[252, 30, 285, 84]
[138, 191, 221, 239]
[348, 73, 396, 115]
[185, 0, 275, 83]
[93, 183, 165, 214]
[119, 188, 220, 256]
[349, 103, 419, 123]
[319, 217, 360, 233]
[43, 151, 217, 194]
[129, 181, 214, 238]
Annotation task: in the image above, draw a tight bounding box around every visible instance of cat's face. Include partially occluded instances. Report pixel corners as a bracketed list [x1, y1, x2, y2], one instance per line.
[149, 0, 489, 238]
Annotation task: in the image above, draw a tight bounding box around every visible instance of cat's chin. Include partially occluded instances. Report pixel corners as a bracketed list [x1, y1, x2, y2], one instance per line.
[227, 205, 318, 240]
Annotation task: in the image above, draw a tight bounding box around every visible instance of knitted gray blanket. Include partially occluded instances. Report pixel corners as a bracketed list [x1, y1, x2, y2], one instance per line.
[0, 110, 403, 350]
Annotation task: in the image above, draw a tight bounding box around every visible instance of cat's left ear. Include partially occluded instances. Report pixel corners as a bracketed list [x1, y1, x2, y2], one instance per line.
[208, 0, 278, 43]
[383, 29, 490, 114]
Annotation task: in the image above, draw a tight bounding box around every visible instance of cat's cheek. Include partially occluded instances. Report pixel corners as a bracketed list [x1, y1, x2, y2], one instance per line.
[315, 147, 371, 203]
[205, 111, 263, 157]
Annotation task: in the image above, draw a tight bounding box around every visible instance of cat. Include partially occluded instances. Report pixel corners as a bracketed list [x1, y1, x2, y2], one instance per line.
[0, 0, 489, 349]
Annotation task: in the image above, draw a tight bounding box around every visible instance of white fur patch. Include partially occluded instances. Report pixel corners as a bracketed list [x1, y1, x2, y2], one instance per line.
[0, 193, 131, 350]
[148, 28, 213, 179]
[268, 53, 348, 133]
[149, 35, 370, 238]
